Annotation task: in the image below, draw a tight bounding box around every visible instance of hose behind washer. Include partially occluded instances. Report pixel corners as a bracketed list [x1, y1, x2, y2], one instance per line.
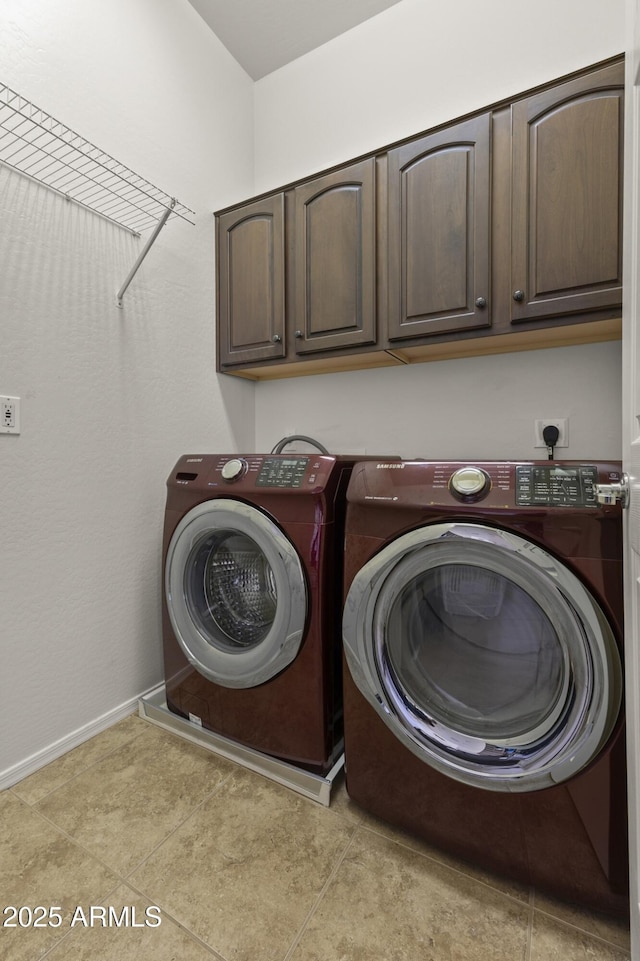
[271, 435, 330, 455]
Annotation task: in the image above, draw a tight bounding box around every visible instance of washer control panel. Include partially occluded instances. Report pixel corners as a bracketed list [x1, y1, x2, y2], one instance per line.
[210, 454, 329, 489]
[168, 454, 341, 495]
[515, 465, 598, 507]
[255, 457, 309, 488]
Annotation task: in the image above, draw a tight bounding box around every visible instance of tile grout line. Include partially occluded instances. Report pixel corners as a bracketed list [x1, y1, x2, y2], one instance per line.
[7, 720, 149, 807]
[37, 760, 238, 885]
[524, 886, 535, 961]
[29, 873, 228, 961]
[120, 767, 238, 881]
[120, 775, 365, 961]
[7, 752, 235, 881]
[5, 768, 240, 961]
[530, 894, 631, 954]
[8, 718, 240, 883]
[117, 877, 229, 960]
[7, 762, 238, 890]
[9, 713, 232, 810]
[350, 817, 630, 951]
[281, 823, 361, 961]
[355, 819, 533, 911]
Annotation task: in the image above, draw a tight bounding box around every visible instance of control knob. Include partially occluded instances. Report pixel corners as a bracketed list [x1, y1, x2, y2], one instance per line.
[221, 458, 247, 482]
[449, 466, 489, 499]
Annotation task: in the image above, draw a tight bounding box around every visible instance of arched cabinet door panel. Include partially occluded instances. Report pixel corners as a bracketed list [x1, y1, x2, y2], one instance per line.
[386, 113, 491, 341]
[510, 60, 623, 324]
[292, 158, 377, 354]
[217, 193, 286, 367]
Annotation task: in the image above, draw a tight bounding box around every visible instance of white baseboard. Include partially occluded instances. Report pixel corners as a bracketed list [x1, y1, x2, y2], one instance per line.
[0, 682, 165, 791]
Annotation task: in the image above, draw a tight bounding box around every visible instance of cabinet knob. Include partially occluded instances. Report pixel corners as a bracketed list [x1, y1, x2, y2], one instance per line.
[294, 330, 303, 339]
[475, 297, 487, 309]
[272, 333, 282, 343]
[513, 290, 525, 302]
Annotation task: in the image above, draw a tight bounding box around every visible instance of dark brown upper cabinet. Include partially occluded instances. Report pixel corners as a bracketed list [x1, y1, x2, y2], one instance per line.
[215, 56, 623, 379]
[291, 158, 376, 354]
[510, 60, 624, 326]
[217, 193, 286, 367]
[386, 113, 492, 342]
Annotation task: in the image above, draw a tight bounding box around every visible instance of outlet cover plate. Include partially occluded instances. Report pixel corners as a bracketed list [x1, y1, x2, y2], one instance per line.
[0, 395, 20, 434]
[534, 418, 568, 449]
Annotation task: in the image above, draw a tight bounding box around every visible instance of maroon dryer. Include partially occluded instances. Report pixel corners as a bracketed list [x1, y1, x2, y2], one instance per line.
[163, 452, 370, 775]
[342, 460, 628, 916]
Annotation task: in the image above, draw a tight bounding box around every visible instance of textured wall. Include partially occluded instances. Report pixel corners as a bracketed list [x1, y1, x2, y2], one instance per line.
[0, 0, 255, 782]
[255, 341, 623, 461]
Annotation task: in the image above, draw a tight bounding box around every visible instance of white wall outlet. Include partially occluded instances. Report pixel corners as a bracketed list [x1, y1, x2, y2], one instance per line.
[534, 418, 568, 449]
[0, 396, 20, 434]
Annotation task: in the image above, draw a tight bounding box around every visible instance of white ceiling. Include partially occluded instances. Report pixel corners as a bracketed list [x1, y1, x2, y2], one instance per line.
[186, 0, 404, 80]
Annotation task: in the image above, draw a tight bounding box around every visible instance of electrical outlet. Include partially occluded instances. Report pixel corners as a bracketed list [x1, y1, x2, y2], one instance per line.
[0, 396, 20, 434]
[534, 418, 568, 449]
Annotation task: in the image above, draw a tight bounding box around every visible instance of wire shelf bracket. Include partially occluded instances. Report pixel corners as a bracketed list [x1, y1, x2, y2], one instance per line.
[0, 82, 196, 306]
[115, 197, 176, 308]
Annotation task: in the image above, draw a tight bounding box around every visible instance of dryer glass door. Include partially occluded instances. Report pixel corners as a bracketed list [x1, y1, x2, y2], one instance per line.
[343, 522, 622, 792]
[166, 500, 307, 688]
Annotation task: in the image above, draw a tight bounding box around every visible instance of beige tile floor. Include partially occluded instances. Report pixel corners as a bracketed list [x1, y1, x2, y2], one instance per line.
[1, 713, 632, 961]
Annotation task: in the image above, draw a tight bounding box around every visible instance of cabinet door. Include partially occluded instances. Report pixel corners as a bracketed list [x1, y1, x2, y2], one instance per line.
[511, 61, 623, 324]
[386, 113, 491, 341]
[217, 194, 286, 367]
[292, 159, 376, 354]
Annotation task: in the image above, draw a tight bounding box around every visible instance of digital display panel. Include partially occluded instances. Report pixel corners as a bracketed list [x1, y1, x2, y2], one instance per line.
[255, 457, 309, 488]
[515, 465, 598, 507]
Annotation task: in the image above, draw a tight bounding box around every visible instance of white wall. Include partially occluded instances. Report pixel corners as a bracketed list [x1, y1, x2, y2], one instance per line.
[252, 0, 625, 460]
[256, 342, 622, 461]
[254, 0, 625, 191]
[0, 0, 255, 784]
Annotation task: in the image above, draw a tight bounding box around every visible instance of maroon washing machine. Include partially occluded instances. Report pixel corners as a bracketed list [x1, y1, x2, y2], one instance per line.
[163, 452, 372, 775]
[342, 460, 628, 916]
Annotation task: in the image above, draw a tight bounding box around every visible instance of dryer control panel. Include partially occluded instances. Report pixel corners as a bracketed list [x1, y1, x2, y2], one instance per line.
[350, 460, 623, 512]
[515, 465, 599, 507]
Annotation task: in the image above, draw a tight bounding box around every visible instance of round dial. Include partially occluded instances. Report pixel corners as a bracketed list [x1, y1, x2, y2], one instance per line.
[449, 466, 489, 499]
[221, 458, 247, 482]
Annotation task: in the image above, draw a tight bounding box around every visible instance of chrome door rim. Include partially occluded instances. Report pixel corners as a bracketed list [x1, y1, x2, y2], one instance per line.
[166, 500, 307, 689]
[343, 522, 622, 792]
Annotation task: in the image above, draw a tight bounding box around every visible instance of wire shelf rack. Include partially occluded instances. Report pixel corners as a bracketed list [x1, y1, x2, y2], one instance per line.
[0, 82, 195, 235]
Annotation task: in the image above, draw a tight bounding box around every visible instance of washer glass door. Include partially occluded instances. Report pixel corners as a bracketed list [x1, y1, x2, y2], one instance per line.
[166, 500, 307, 688]
[343, 522, 622, 791]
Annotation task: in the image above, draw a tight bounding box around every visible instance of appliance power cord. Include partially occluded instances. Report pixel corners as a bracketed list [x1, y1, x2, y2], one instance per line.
[271, 435, 330, 454]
